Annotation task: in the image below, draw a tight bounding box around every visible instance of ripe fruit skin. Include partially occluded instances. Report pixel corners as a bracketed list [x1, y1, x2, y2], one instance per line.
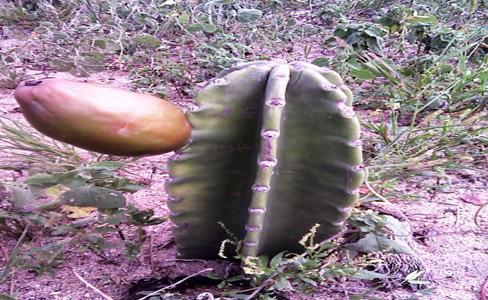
[14, 79, 191, 156]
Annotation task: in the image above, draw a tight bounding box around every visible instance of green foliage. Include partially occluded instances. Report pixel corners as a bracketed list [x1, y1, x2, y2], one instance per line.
[334, 23, 388, 54]
[195, 33, 251, 72]
[212, 211, 415, 298]
[0, 120, 165, 283]
[378, 6, 409, 33]
[347, 212, 414, 255]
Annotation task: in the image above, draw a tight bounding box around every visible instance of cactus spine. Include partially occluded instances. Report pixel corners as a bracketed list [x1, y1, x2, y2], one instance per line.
[167, 61, 364, 259]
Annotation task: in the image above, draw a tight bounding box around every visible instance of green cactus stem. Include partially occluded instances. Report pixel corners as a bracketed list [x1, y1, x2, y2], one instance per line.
[167, 61, 364, 259]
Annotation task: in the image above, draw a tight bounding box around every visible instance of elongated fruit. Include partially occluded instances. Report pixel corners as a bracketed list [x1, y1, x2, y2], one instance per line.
[14, 79, 191, 156]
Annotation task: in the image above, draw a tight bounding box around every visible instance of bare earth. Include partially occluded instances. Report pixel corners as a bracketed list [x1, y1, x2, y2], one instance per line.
[0, 71, 487, 300]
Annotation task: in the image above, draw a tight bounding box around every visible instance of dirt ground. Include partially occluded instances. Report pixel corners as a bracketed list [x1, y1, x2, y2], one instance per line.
[0, 71, 487, 300]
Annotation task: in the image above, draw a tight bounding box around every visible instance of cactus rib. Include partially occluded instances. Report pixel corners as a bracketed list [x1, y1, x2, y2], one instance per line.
[243, 64, 291, 257]
[167, 63, 273, 258]
[168, 61, 364, 259]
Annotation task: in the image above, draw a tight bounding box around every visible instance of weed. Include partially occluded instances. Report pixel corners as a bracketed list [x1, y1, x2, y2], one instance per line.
[0, 119, 166, 282]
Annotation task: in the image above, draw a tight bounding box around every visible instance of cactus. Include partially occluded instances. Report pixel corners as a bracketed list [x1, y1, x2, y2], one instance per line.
[13, 62, 364, 259]
[167, 61, 364, 259]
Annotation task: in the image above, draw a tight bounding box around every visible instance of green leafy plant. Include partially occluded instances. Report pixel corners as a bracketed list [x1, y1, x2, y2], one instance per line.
[378, 6, 409, 33]
[334, 23, 389, 54]
[213, 212, 418, 299]
[195, 33, 251, 72]
[0, 119, 166, 282]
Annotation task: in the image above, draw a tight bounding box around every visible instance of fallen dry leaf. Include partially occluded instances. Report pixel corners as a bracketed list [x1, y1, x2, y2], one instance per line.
[460, 192, 485, 206]
[61, 205, 97, 219]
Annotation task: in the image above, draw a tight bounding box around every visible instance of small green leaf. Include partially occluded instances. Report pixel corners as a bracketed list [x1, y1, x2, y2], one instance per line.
[78, 53, 105, 73]
[333, 27, 349, 38]
[202, 23, 218, 33]
[60, 186, 126, 209]
[300, 276, 318, 286]
[93, 38, 108, 49]
[90, 161, 124, 171]
[81, 52, 104, 61]
[311, 57, 329, 67]
[52, 31, 70, 41]
[407, 15, 438, 25]
[236, 9, 263, 23]
[347, 63, 378, 81]
[39, 21, 55, 28]
[480, 70, 488, 83]
[352, 269, 387, 280]
[131, 34, 161, 48]
[256, 255, 269, 269]
[186, 24, 203, 33]
[25, 173, 58, 187]
[118, 183, 145, 193]
[346, 232, 414, 255]
[49, 58, 75, 72]
[270, 251, 285, 269]
[178, 14, 190, 24]
[33, 26, 50, 34]
[52, 170, 83, 187]
[273, 276, 292, 290]
[213, 0, 236, 4]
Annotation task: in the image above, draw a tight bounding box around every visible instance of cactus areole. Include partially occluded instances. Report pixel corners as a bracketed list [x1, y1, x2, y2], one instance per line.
[167, 61, 364, 259]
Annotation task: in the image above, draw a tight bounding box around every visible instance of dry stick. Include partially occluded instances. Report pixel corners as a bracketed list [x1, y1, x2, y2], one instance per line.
[481, 275, 488, 300]
[165, 258, 208, 263]
[137, 268, 213, 300]
[453, 206, 461, 228]
[9, 269, 15, 296]
[0, 244, 14, 294]
[0, 244, 16, 295]
[149, 234, 155, 274]
[0, 224, 29, 284]
[475, 202, 488, 230]
[244, 267, 287, 300]
[73, 270, 114, 300]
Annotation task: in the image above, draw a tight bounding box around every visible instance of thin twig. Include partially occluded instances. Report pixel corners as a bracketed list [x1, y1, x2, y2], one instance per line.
[137, 268, 213, 300]
[0, 224, 29, 284]
[85, 246, 120, 266]
[9, 268, 15, 295]
[453, 206, 461, 228]
[164, 258, 208, 263]
[481, 275, 488, 300]
[149, 234, 154, 274]
[245, 266, 287, 300]
[364, 167, 413, 237]
[475, 202, 488, 230]
[0, 240, 16, 294]
[73, 270, 114, 300]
